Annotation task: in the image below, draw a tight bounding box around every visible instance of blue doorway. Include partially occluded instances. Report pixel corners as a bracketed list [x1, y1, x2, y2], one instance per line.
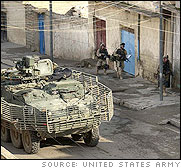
[121, 30, 135, 75]
[38, 14, 45, 54]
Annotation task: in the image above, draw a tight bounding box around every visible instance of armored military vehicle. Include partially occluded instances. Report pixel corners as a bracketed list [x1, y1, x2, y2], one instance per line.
[1, 56, 113, 154]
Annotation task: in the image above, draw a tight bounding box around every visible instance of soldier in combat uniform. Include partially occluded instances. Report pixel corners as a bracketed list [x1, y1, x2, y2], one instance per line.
[157, 55, 173, 96]
[113, 43, 127, 79]
[96, 43, 109, 75]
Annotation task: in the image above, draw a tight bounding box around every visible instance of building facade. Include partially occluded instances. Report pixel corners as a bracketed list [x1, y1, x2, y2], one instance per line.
[2, 1, 26, 46]
[88, 1, 180, 89]
[172, 1, 180, 89]
[2, 1, 180, 89]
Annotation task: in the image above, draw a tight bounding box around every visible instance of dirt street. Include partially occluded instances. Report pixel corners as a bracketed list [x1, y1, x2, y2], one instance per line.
[1, 104, 180, 159]
[1, 42, 180, 159]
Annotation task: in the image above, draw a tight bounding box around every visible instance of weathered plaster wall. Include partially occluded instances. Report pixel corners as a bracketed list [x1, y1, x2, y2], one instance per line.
[54, 18, 90, 60]
[87, 1, 96, 59]
[173, 1, 180, 89]
[140, 16, 160, 82]
[163, 19, 173, 60]
[4, 1, 26, 46]
[44, 14, 92, 61]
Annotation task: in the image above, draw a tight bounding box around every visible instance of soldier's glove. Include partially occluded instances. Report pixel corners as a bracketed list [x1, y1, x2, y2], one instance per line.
[97, 55, 102, 59]
[100, 54, 106, 60]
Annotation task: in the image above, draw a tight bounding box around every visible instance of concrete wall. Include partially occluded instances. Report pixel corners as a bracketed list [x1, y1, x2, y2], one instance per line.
[139, 16, 160, 81]
[53, 18, 91, 60]
[87, 1, 97, 59]
[4, 1, 26, 46]
[172, 1, 180, 89]
[44, 13, 92, 61]
[163, 18, 173, 60]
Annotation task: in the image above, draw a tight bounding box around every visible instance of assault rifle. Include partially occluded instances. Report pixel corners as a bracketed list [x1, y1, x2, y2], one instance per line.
[125, 54, 131, 62]
[98, 53, 110, 60]
[117, 54, 131, 62]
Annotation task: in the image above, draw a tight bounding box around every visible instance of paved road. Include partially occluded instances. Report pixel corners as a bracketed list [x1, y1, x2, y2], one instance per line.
[1, 105, 180, 159]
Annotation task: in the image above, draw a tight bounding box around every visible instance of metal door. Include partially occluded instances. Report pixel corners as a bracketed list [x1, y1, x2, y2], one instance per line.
[38, 14, 45, 54]
[121, 30, 135, 75]
[95, 18, 106, 50]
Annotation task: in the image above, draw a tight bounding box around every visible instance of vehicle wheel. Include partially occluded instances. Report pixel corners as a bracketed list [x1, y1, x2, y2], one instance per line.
[10, 125, 23, 148]
[71, 134, 82, 141]
[1, 125, 11, 142]
[22, 130, 40, 154]
[83, 127, 99, 147]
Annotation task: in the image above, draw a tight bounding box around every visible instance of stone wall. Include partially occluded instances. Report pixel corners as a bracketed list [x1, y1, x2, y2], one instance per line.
[25, 4, 39, 52]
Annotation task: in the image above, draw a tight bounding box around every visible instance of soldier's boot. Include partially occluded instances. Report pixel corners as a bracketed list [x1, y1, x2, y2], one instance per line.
[116, 71, 120, 78]
[163, 86, 167, 96]
[104, 69, 107, 75]
[119, 70, 123, 80]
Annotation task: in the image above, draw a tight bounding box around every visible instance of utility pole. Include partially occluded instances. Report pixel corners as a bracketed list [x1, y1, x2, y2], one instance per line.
[138, 14, 140, 60]
[49, 1, 53, 62]
[159, 1, 163, 101]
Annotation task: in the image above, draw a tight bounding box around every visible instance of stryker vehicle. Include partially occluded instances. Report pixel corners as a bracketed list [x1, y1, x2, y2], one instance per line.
[1, 56, 114, 154]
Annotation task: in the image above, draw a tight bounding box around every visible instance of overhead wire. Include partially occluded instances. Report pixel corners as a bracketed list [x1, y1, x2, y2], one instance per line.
[1, 1, 143, 30]
[2, 12, 179, 36]
[1, 1, 180, 28]
[2, 3, 179, 78]
[0, 1, 128, 27]
[2, 1, 124, 22]
[2, 1, 181, 20]
[1, 1, 125, 31]
[1, 1, 180, 48]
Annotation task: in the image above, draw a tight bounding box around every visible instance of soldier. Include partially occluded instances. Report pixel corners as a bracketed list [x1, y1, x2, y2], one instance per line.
[113, 43, 127, 79]
[157, 55, 173, 96]
[96, 43, 109, 75]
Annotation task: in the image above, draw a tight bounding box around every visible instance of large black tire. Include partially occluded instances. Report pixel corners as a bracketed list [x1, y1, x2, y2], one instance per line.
[71, 134, 82, 141]
[22, 130, 40, 154]
[1, 125, 11, 142]
[83, 127, 99, 147]
[10, 125, 23, 148]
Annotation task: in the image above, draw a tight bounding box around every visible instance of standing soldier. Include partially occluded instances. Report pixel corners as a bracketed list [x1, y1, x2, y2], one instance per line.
[113, 43, 127, 79]
[157, 55, 173, 96]
[96, 43, 109, 75]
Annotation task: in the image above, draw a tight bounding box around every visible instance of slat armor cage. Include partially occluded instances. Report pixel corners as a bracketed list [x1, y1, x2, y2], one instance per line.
[1, 70, 114, 134]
